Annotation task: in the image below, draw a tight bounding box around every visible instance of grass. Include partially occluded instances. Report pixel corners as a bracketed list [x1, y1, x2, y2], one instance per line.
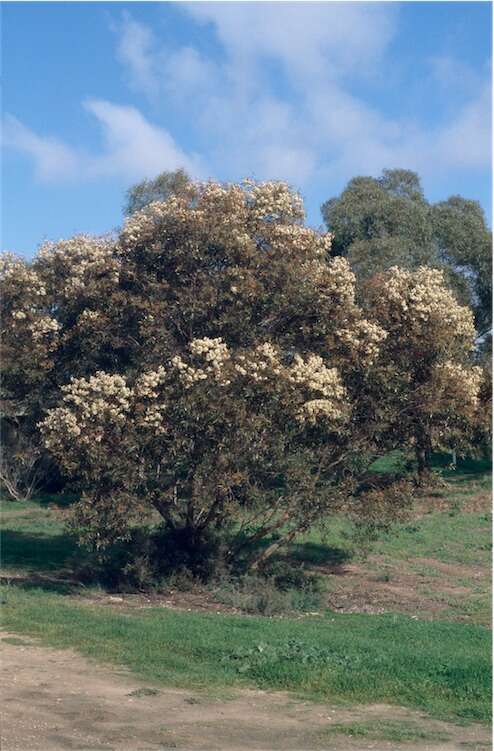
[1, 497, 74, 573]
[323, 719, 450, 743]
[1, 583, 491, 722]
[288, 454, 492, 624]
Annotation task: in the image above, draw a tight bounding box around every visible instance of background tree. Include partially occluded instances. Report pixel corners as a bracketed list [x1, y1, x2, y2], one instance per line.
[0, 254, 61, 499]
[124, 168, 191, 216]
[366, 266, 482, 483]
[432, 196, 492, 354]
[321, 169, 492, 351]
[321, 169, 435, 274]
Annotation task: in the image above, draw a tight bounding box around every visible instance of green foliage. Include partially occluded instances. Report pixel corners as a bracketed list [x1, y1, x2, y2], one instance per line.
[321, 168, 492, 348]
[433, 195, 492, 345]
[123, 168, 190, 215]
[321, 169, 435, 273]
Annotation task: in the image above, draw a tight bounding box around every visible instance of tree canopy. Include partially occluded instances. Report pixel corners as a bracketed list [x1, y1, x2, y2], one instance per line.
[321, 169, 492, 351]
[124, 168, 191, 216]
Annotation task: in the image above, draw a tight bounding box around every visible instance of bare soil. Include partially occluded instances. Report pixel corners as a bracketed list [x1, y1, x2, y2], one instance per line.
[2, 547, 489, 624]
[1, 633, 491, 751]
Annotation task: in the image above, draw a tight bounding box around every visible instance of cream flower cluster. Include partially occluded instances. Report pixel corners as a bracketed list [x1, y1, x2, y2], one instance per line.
[267, 224, 332, 258]
[139, 403, 168, 434]
[189, 336, 230, 365]
[134, 366, 168, 399]
[119, 179, 308, 256]
[30, 316, 61, 342]
[133, 367, 170, 432]
[9, 309, 60, 352]
[1, 254, 60, 351]
[298, 398, 345, 425]
[339, 319, 388, 364]
[42, 372, 133, 448]
[379, 266, 476, 344]
[288, 354, 346, 399]
[431, 361, 483, 411]
[172, 337, 232, 387]
[301, 257, 357, 306]
[196, 182, 247, 221]
[173, 339, 348, 426]
[38, 235, 120, 295]
[234, 342, 283, 382]
[1, 253, 47, 298]
[244, 180, 305, 223]
[119, 200, 178, 252]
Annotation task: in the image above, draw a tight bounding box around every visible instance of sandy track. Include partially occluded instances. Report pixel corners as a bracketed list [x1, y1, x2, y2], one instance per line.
[1, 632, 491, 751]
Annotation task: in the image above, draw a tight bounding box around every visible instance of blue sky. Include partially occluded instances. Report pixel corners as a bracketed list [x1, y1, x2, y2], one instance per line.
[2, 1, 492, 257]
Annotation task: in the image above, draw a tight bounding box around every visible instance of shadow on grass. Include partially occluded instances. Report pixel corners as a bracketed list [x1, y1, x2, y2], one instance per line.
[289, 541, 352, 569]
[36, 492, 80, 509]
[1, 529, 78, 573]
[0, 574, 77, 595]
[431, 453, 492, 478]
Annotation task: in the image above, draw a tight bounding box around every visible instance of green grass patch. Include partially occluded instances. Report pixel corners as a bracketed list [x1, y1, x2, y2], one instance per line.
[293, 503, 491, 569]
[1, 496, 76, 573]
[1, 584, 491, 723]
[324, 718, 450, 743]
[2, 635, 33, 646]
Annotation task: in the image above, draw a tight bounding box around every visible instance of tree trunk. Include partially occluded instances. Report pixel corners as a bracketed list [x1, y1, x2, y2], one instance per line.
[247, 528, 299, 571]
[415, 437, 432, 486]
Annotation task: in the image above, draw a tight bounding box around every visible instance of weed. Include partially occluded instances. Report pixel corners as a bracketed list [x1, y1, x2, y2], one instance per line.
[127, 687, 160, 697]
[212, 570, 327, 616]
[324, 719, 450, 742]
[374, 572, 393, 583]
[2, 636, 32, 646]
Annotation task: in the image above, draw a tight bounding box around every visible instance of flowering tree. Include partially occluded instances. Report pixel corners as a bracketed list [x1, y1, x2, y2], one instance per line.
[35, 181, 393, 565]
[0, 254, 61, 499]
[2, 180, 483, 568]
[322, 169, 492, 352]
[366, 266, 483, 481]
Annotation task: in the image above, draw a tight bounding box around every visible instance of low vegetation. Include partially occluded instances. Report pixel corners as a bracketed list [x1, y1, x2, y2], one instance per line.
[323, 719, 451, 743]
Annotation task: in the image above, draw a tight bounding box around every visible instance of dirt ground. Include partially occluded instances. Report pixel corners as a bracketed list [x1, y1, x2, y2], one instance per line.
[1, 632, 491, 751]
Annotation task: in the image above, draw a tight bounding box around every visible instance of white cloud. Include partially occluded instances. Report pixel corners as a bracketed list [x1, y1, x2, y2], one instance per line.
[185, 2, 396, 80]
[433, 84, 491, 170]
[83, 99, 200, 179]
[2, 115, 80, 181]
[2, 101, 202, 183]
[5, 6, 490, 197]
[114, 12, 158, 94]
[112, 6, 490, 191]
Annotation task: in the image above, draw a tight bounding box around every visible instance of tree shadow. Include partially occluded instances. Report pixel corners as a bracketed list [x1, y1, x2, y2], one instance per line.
[36, 492, 80, 509]
[0, 573, 77, 595]
[431, 453, 492, 480]
[289, 541, 353, 570]
[1, 529, 79, 573]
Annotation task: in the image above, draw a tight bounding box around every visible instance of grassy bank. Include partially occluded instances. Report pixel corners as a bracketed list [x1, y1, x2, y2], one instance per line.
[1, 584, 491, 723]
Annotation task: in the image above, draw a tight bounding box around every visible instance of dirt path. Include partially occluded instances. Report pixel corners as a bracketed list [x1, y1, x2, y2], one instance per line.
[1, 632, 491, 751]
